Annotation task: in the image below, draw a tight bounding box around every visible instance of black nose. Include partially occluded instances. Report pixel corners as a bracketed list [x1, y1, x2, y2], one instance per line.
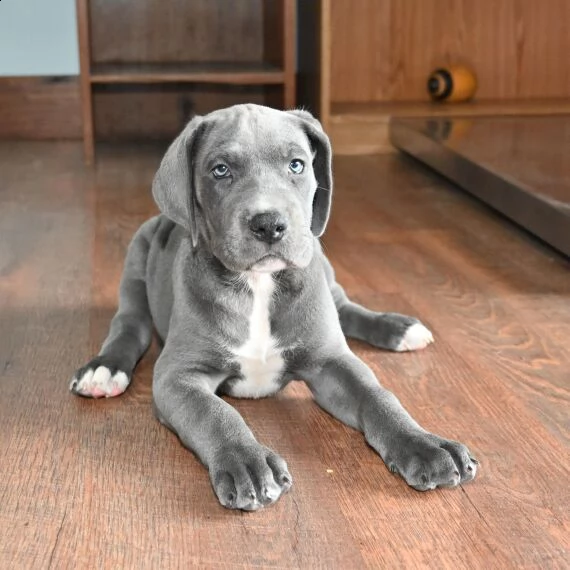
[248, 211, 288, 244]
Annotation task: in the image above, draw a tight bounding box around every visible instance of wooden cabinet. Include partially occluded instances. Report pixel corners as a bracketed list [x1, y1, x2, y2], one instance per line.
[77, 0, 296, 163]
[297, 1, 570, 154]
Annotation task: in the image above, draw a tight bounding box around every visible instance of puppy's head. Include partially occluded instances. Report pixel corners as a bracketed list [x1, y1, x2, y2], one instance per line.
[152, 104, 333, 273]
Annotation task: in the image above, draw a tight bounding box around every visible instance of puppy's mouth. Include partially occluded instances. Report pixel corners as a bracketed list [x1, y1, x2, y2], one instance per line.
[249, 255, 289, 273]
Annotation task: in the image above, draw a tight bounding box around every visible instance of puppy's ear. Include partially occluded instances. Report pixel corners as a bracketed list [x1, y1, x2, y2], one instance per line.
[152, 116, 206, 248]
[288, 109, 333, 237]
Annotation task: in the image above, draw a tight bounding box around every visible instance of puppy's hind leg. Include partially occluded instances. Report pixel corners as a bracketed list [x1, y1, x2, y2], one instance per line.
[322, 255, 433, 352]
[331, 282, 434, 352]
[70, 220, 157, 398]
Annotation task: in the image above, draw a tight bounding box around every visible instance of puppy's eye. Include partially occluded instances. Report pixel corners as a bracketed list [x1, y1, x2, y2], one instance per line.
[212, 164, 230, 179]
[289, 159, 304, 174]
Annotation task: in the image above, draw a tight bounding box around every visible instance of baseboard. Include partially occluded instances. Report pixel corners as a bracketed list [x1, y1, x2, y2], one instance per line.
[328, 99, 570, 156]
[0, 76, 82, 140]
[329, 120, 394, 155]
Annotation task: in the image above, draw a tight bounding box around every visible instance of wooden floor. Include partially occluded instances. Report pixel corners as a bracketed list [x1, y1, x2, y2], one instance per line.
[0, 142, 568, 569]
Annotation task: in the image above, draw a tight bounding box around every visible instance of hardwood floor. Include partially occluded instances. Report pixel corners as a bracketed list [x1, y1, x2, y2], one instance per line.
[0, 142, 568, 569]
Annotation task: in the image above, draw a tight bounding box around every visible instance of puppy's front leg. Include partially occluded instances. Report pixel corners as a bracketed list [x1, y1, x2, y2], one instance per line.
[153, 353, 292, 511]
[302, 352, 477, 490]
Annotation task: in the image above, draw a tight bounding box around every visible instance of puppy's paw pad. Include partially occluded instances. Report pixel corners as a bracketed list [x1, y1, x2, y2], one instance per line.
[70, 365, 129, 398]
[396, 323, 434, 352]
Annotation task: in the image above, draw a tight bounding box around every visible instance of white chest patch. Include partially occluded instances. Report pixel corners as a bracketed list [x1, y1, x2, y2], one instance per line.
[230, 273, 285, 399]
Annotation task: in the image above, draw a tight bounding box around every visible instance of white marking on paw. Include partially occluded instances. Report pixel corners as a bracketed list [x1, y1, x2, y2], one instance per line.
[70, 366, 129, 398]
[396, 323, 434, 352]
[263, 481, 283, 501]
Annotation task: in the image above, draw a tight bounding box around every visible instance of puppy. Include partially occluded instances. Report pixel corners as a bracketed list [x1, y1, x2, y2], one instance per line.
[71, 104, 477, 511]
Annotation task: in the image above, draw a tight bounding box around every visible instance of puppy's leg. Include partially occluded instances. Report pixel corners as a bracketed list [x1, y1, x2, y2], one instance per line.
[302, 351, 477, 490]
[331, 281, 433, 352]
[153, 348, 292, 511]
[70, 221, 156, 398]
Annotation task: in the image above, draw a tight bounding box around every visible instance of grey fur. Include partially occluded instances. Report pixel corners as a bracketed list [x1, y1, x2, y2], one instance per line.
[71, 104, 477, 511]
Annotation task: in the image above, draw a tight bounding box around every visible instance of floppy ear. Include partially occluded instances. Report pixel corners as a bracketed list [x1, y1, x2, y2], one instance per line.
[288, 109, 333, 237]
[152, 115, 205, 247]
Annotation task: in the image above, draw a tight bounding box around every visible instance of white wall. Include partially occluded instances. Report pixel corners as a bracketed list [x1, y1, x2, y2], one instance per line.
[0, 0, 79, 76]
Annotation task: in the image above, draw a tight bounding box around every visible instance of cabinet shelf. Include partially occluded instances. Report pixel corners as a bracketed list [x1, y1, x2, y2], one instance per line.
[90, 62, 286, 85]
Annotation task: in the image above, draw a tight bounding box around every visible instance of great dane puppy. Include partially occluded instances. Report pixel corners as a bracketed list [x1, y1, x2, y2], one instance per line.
[71, 104, 477, 511]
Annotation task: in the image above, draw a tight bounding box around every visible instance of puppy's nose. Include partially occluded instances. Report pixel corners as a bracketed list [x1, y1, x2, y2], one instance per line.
[249, 211, 288, 244]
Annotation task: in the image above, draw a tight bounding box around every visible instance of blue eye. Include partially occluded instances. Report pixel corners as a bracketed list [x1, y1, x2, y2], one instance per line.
[289, 159, 304, 174]
[212, 164, 230, 179]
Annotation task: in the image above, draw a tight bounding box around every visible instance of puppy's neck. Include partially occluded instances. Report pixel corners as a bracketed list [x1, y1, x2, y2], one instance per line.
[195, 247, 315, 304]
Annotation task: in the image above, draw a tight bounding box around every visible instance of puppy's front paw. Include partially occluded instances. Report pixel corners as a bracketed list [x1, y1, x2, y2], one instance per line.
[70, 356, 130, 398]
[395, 322, 434, 352]
[386, 432, 478, 491]
[210, 442, 292, 511]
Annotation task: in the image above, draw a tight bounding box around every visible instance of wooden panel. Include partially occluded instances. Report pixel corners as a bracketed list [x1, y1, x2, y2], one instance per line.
[283, 0, 297, 108]
[77, 0, 94, 162]
[92, 85, 268, 141]
[515, 1, 570, 98]
[330, 0, 390, 103]
[263, 0, 285, 68]
[262, 0, 296, 108]
[0, 77, 81, 140]
[319, 0, 331, 126]
[90, 0, 264, 64]
[90, 62, 285, 85]
[331, 0, 570, 103]
[297, 0, 330, 122]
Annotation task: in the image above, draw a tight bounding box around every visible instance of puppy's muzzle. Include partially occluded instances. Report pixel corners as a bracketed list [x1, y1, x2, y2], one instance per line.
[248, 211, 288, 245]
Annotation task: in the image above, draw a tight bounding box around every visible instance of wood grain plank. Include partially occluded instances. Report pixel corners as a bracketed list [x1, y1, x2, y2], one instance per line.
[329, 153, 570, 445]
[282, 0, 297, 108]
[330, 0, 570, 103]
[89, 0, 264, 65]
[325, 153, 570, 567]
[0, 143, 93, 568]
[0, 77, 81, 140]
[92, 87, 267, 141]
[76, 0, 95, 162]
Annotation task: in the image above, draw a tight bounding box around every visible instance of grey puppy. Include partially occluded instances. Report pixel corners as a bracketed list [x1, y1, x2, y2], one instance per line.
[71, 104, 477, 511]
